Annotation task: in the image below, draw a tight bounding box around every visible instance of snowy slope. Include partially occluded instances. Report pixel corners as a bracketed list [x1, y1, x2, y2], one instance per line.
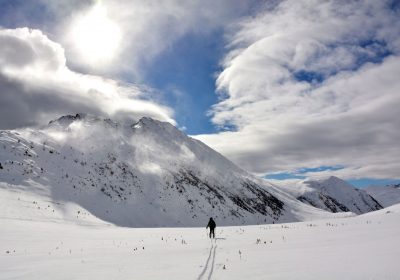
[1, 199, 399, 280]
[366, 184, 400, 207]
[275, 176, 382, 214]
[0, 114, 337, 227]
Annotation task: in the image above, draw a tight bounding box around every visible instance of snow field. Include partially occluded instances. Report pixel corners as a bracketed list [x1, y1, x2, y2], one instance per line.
[1, 116, 399, 279]
[1, 204, 400, 280]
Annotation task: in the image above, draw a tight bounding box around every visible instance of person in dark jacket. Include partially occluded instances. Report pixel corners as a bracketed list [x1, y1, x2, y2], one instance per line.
[206, 217, 216, 238]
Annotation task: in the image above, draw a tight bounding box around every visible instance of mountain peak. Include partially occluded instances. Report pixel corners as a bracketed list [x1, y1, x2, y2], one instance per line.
[324, 176, 349, 185]
[48, 113, 103, 128]
[299, 176, 382, 214]
[49, 113, 99, 123]
[132, 116, 185, 138]
[0, 114, 306, 227]
[134, 116, 175, 128]
[48, 114, 177, 132]
[304, 176, 347, 189]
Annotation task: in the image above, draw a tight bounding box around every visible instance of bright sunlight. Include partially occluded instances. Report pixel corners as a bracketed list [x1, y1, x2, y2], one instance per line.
[69, 3, 121, 66]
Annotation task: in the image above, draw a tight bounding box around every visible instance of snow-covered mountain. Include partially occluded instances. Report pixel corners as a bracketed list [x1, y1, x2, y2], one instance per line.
[0, 114, 338, 227]
[365, 184, 400, 207]
[275, 176, 382, 214]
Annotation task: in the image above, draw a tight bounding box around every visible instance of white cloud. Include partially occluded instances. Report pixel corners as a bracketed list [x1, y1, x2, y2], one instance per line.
[195, 0, 400, 180]
[55, 0, 255, 76]
[0, 27, 174, 129]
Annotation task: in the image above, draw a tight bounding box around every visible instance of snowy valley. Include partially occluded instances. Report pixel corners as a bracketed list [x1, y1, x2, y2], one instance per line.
[1, 114, 399, 279]
[1, 194, 399, 280]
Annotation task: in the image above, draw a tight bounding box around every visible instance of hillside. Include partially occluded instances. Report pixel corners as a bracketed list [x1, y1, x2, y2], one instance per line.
[366, 184, 400, 207]
[274, 176, 382, 214]
[0, 114, 338, 227]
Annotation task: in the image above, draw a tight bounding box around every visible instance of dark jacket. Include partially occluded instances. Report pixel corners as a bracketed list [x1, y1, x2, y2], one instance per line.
[206, 218, 216, 229]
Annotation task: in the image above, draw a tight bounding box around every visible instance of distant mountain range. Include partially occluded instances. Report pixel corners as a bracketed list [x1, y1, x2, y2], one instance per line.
[365, 184, 400, 207]
[275, 176, 383, 214]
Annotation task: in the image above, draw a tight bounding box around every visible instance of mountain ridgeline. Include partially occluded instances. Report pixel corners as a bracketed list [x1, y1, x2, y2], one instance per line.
[276, 176, 383, 214]
[366, 183, 400, 207]
[0, 114, 323, 227]
[0, 114, 387, 227]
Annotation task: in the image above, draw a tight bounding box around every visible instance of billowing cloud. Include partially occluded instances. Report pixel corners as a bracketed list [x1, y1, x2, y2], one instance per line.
[195, 0, 400, 180]
[0, 27, 174, 129]
[54, 0, 256, 75]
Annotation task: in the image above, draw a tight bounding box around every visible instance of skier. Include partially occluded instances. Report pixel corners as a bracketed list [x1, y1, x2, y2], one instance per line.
[206, 217, 216, 238]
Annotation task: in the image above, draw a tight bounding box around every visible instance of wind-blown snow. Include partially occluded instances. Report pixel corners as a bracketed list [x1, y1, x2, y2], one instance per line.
[0, 114, 341, 227]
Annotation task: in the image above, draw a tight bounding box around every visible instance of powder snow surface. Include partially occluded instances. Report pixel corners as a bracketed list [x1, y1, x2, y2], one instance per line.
[1, 198, 399, 280]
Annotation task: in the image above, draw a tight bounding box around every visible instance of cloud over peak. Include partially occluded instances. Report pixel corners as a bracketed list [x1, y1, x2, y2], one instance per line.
[1, 0, 399, 183]
[0, 27, 174, 129]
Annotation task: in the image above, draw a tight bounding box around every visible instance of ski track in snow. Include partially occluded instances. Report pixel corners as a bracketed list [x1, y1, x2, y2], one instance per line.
[1, 204, 400, 280]
[197, 242, 215, 280]
[208, 244, 217, 280]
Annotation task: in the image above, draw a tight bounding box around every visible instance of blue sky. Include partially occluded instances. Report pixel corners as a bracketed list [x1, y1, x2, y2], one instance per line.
[143, 31, 223, 135]
[265, 166, 399, 188]
[265, 166, 345, 180]
[0, 0, 399, 188]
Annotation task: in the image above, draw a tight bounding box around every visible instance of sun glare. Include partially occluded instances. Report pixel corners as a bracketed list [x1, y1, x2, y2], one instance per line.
[70, 3, 121, 66]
